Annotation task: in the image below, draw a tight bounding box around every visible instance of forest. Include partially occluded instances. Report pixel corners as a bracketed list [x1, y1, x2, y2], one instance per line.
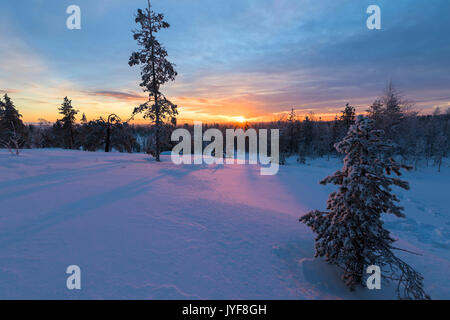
[1, 83, 449, 172]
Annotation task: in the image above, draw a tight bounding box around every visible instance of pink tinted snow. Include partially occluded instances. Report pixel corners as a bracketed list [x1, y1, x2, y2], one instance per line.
[0, 150, 448, 299]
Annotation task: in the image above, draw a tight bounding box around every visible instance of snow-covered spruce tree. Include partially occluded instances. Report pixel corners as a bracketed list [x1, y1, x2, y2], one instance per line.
[299, 115, 430, 300]
[0, 94, 27, 151]
[129, 0, 178, 162]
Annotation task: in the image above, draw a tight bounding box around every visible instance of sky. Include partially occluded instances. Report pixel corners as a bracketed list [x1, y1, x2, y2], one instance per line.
[1, 0, 449, 124]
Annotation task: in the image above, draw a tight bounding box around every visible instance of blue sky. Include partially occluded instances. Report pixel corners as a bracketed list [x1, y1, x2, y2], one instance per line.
[1, 0, 449, 123]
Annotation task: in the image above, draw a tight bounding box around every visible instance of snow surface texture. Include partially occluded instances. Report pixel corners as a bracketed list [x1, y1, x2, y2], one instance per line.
[0, 150, 448, 299]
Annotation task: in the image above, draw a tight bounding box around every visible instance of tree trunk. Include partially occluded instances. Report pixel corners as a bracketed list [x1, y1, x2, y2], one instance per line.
[155, 107, 160, 162]
[105, 124, 111, 153]
[69, 127, 74, 149]
[149, 0, 160, 162]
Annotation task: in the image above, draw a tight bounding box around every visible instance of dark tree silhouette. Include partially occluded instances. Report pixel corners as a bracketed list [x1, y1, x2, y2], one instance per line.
[340, 103, 356, 131]
[57, 97, 78, 149]
[129, 0, 178, 161]
[105, 114, 121, 153]
[0, 94, 27, 152]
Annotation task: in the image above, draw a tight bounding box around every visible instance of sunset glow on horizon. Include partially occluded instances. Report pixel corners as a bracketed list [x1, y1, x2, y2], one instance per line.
[1, 0, 450, 125]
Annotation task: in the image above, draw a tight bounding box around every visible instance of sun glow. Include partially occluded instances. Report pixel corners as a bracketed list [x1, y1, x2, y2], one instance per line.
[233, 116, 246, 123]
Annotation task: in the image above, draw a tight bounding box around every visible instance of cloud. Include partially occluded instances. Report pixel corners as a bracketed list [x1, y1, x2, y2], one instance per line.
[2, 0, 449, 123]
[0, 89, 19, 95]
[86, 90, 146, 101]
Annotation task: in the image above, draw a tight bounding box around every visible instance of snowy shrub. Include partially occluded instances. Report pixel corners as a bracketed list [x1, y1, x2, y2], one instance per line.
[300, 115, 430, 300]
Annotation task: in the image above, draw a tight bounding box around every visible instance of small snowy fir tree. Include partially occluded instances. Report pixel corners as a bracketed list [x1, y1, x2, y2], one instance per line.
[300, 115, 430, 300]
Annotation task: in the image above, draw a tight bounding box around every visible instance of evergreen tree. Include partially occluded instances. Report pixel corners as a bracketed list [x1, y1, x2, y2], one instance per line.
[81, 113, 87, 124]
[340, 103, 356, 131]
[129, 0, 178, 161]
[383, 82, 407, 122]
[383, 83, 405, 137]
[287, 108, 298, 155]
[300, 116, 430, 300]
[370, 82, 411, 140]
[367, 99, 384, 122]
[0, 94, 27, 150]
[302, 115, 313, 152]
[57, 97, 78, 149]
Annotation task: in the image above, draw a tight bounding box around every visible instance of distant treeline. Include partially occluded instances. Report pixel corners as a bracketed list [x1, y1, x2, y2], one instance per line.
[1, 84, 449, 170]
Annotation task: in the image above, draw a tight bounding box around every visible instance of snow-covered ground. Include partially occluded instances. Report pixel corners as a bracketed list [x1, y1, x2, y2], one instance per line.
[0, 149, 448, 299]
